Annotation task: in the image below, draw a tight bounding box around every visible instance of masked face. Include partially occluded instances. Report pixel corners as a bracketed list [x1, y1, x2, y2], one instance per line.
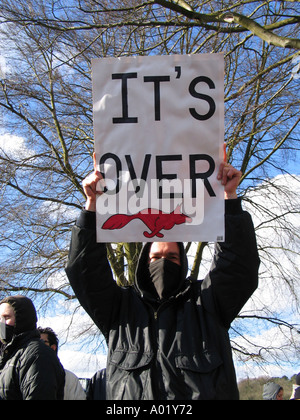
[0, 303, 16, 344]
[0, 317, 15, 344]
[147, 242, 182, 301]
[149, 258, 181, 301]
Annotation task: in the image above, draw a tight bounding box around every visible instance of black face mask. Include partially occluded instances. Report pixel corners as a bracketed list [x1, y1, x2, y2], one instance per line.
[149, 258, 181, 301]
[0, 322, 15, 345]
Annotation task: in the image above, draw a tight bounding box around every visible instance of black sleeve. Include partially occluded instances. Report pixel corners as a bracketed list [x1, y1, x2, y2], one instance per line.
[65, 211, 122, 341]
[202, 198, 260, 328]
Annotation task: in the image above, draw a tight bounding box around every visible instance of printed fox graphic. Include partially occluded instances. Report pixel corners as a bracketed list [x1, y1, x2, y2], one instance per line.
[101, 205, 192, 238]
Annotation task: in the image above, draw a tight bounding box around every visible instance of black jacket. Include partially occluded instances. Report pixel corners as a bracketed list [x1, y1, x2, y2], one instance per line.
[66, 198, 260, 400]
[86, 368, 106, 400]
[0, 330, 65, 400]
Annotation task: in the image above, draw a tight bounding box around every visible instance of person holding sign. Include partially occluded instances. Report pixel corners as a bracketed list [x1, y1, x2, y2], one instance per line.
[66, 153, 260, 400]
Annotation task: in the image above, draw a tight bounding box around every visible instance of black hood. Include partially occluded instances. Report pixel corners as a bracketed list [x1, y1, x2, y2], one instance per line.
[0, 295, 37, 335]
[134, 242, 189, 303]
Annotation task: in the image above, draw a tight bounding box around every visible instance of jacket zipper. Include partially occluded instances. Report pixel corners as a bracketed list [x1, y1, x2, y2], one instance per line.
[151, 306, 164, 398]
[151, 301, 174, 399]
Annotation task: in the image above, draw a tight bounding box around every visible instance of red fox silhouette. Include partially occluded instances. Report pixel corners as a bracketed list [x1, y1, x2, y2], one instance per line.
[101, 205, 192, 238]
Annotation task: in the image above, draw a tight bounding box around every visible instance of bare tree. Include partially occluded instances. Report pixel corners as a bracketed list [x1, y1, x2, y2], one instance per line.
[0, 0, 299, 374]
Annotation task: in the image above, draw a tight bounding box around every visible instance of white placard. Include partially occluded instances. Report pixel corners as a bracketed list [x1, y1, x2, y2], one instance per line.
[92, 54, 224, 242]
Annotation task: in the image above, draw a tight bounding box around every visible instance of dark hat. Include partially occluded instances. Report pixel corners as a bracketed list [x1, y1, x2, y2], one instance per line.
[0, 295, 37, 334]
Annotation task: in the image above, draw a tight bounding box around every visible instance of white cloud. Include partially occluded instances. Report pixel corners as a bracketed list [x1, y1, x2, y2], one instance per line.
[243, 174, 300, 312]
[233, 324, 299, 380]
[0, 55, 7, 78]
[236, 360, 297, 382]
[59, 350, 107, 379]
[0, 133, 32, 159]
[233, 174, 300, 379]
[38, 201, 79, 224]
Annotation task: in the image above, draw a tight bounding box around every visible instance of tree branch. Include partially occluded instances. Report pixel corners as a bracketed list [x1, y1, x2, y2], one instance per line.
[226, 12, 300, 49]
[0, 283, 75, 300]
[154, 1, 300, 49]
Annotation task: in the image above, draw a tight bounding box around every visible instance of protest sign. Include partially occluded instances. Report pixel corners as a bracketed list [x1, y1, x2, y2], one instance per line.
[92, 54, 224, 242]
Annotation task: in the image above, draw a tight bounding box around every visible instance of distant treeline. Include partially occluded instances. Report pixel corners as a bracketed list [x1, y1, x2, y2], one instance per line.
[238, 375, 297, 400]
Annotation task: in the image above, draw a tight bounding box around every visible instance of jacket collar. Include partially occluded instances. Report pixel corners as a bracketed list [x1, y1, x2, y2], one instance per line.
[0, 329, 40, 364]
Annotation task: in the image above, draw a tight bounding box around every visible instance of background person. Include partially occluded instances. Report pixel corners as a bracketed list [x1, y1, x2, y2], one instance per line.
[263, 382, 284, 400]
[39, 326, 86, 400]
[0, 295, 65, 400]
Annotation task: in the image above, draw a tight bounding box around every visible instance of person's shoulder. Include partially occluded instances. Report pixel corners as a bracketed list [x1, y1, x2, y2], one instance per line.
[65, 369, 80, 381]
[21, 334, 55, 359]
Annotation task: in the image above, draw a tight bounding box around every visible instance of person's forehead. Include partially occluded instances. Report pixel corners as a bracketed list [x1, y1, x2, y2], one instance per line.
[150, 242, 180, 255]
[0, 303, 15, 318]
[40, 333, 48, 341]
